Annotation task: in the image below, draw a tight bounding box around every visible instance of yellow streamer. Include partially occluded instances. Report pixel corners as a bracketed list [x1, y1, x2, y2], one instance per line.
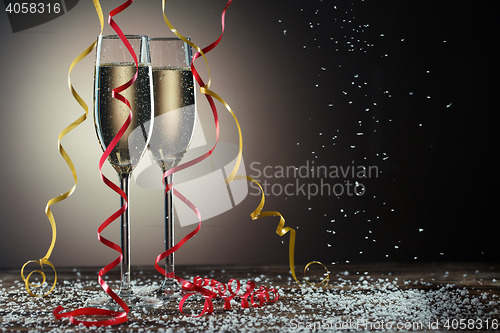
[236, 175, 329, 287]
[21, 0, 104, 297]
[162, 1, 328, 287]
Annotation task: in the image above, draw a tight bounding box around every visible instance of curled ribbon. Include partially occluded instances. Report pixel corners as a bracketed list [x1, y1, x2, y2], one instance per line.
[53, 0, 138, 327]
[160, 0, 329, 292]
[154, 0, 239, 297]
[153, 0, 229, 290]
[21, 0, 105, 298]
[241, 176, 330, 287]
[178, 276, 279, 317]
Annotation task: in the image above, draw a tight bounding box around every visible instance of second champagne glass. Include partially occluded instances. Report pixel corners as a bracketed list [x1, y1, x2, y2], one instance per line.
[148, 37, 196, 299]
[92, 35, 160, 309]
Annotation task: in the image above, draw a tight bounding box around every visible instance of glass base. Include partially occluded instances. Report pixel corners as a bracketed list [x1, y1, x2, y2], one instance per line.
[86, 291, 163, 310]
[155, 279, 184, 301]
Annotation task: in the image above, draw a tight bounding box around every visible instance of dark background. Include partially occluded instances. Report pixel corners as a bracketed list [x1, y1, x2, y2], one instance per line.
[270, 0, 499, 264]
[0, 0, 497, 269]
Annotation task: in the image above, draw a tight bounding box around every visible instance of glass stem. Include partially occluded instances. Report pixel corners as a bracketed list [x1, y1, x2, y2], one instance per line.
[119, 173, 132, 295]
[164, 173, 175, 283]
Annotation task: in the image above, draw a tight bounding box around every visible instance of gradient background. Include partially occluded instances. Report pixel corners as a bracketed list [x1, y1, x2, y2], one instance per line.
[0, 0, 497, 270]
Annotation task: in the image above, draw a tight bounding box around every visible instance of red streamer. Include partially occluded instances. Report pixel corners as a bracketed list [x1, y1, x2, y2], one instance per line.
[153, 0, 232, 298]
[153, 0, 234, 308]
[54, 0, 137, 327]
[178, 276, 279, 317]
[155, 0, 233, 184]
[157, 0, 283, 317]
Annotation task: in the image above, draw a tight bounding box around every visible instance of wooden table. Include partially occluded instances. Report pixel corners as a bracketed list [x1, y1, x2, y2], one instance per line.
[1, 262, 499, 332]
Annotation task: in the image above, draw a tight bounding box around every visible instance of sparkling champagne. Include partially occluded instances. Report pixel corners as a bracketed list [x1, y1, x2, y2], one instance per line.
[95, 62, 153, 174]
[149, 67, 196, 171]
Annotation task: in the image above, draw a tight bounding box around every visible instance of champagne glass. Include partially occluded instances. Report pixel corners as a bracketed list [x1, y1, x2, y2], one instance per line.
[148, 37, 196, 299]
[91, 35, 161, 309]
